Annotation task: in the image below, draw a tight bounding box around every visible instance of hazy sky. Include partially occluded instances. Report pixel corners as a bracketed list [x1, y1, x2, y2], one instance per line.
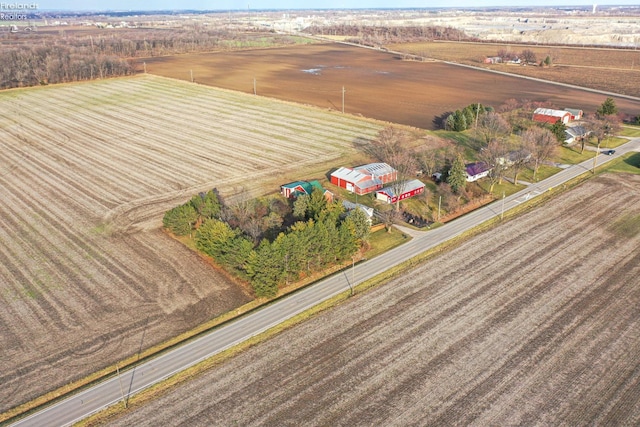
[33, 1, 640, 12]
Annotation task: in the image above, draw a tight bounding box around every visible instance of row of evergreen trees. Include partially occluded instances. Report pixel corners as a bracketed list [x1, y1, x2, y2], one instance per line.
[445, 103, 490, 132]
[162, 189, 222, 236]
[163, 188, 370, 298]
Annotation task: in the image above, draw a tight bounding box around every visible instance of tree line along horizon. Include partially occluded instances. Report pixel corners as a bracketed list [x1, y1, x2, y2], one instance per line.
[163, 96, 624, 298]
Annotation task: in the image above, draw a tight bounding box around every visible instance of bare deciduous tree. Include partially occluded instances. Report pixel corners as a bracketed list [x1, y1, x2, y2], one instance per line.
[475, 112, 511, 145]
[521, 49, 537, 64]
[521, 127, 559, 181]
[478, 138, 510, 194]
[417, 149, 441, 179]
[377, 206, 401, 232]
[366, 126, 417, 210]
[584, 113, 622, 173]
[508, 143, 532, 186]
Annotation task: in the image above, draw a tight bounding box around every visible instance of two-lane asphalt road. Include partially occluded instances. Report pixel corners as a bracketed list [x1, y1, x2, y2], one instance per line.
[11, 137, 640, 427]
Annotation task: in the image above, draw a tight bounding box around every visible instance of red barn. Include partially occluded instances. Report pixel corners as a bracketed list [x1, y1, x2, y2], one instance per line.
[532, 108, 572, 124]
[375, 179, 425, 204]
[330, 162, 397, 195]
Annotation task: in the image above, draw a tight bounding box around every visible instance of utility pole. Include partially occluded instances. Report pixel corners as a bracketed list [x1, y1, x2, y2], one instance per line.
[474, 102, 480, 141]
[351, 256, 355, 295]
[342, 86, 345, 113]
[437, 195, 442, 222]
[190, 69, 194, 83]
[116, 364, 127, 409]
[501, 191, 506, 220]
[143, 61, 147, 74]
[253, 77, 256, 95]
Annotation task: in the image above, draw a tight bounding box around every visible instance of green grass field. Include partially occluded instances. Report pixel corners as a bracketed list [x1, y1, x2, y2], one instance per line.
[620, 126, 640, 138]
[602, 152, 640, 175]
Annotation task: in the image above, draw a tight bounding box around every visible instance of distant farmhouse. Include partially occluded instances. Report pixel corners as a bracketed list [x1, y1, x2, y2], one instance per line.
[483, 56, 502, 64]
[280, 180, 333, 201]
[375, 179, 425, 204]
[330, 162, 397, 195]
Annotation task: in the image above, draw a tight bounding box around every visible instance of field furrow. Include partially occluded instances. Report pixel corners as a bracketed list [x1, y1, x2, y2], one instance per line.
[0, 74, 381, 413]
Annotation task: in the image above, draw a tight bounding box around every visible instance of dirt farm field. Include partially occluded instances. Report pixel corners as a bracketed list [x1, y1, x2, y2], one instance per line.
[142, 43, 640, 130]
[0, 74, 383, 414]
[389, 41, 640, 98]
[107, 173, 640, 427]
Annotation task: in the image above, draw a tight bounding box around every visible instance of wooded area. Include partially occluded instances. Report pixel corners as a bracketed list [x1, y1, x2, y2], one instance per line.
[305, 24, 468, 46]
[0, 28, 299, 89]
[164, 188, 369, 298]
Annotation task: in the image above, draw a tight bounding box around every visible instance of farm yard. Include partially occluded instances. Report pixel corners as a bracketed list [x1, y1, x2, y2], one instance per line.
[0, 74, 384, 414]
[107, 173, 640, 427]
[141, 43, 640, 131]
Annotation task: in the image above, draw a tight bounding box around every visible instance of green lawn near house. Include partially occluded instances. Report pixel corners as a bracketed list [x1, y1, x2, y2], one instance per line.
[620, 126, 640, 138]
[518, 164, 562, 183]
[557, 145, 595, 164]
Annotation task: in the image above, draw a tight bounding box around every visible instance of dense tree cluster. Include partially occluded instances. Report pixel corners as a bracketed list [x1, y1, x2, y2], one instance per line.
[496, 48, 538, 64]
[304, 24, 469, 45]
[0, 28, 298, 89]
[0, 45, 134, 88]
[163, 189, 222, 236]
[547, 120, 568, 143]
[164, 188, 363, 298]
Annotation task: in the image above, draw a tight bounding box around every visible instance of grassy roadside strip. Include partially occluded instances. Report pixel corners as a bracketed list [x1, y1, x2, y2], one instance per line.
[77, 159, 610, 426]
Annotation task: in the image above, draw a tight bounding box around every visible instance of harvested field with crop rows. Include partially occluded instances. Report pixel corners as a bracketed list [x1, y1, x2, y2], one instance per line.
[108, 174, 640, 427]
[0, 74, 382, 413]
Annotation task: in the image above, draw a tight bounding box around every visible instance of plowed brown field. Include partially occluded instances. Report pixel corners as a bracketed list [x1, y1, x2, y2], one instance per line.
[0, 74, 382, 413]
[390, 41, 640, 99]
[107, 173, 640, 427]
[142, 43, 640, 130]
